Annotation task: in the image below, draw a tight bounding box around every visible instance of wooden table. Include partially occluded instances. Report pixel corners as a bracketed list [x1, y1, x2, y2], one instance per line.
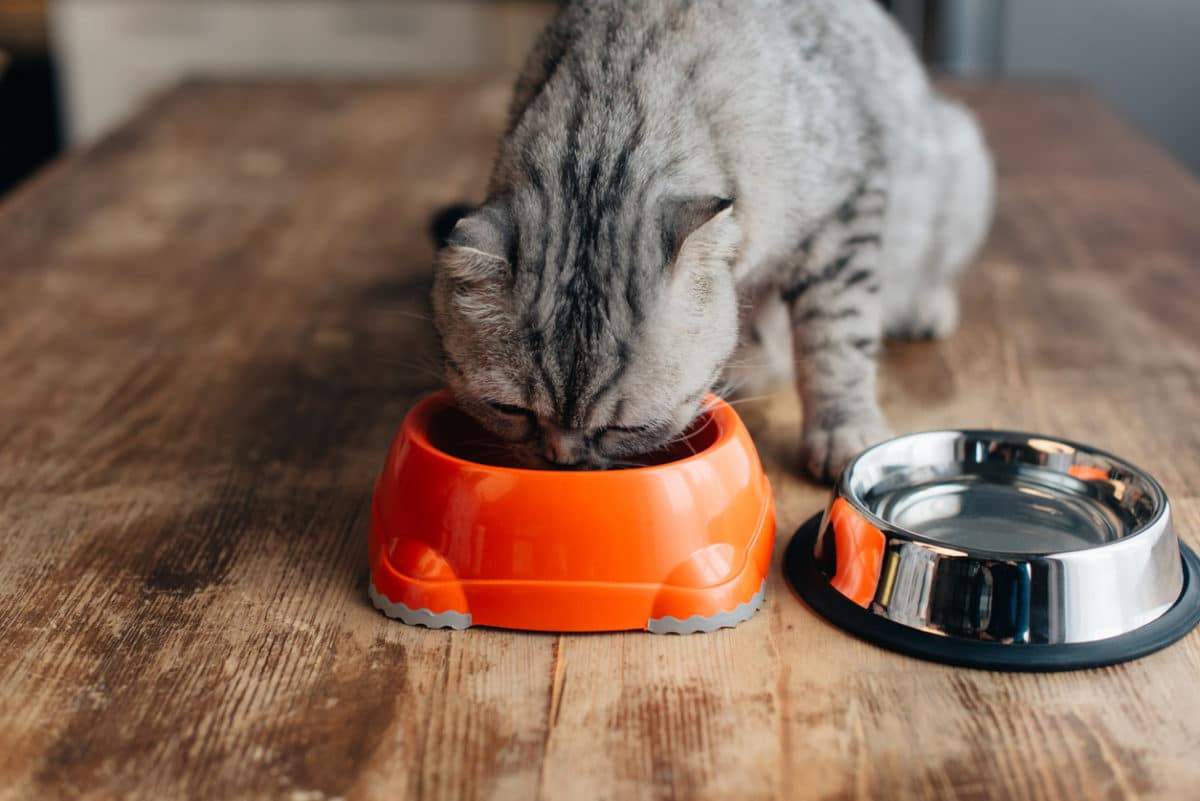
[2, 79, 1199, 801]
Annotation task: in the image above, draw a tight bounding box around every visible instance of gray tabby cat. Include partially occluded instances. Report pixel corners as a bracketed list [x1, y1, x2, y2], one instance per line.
[432, 0, 993, 481]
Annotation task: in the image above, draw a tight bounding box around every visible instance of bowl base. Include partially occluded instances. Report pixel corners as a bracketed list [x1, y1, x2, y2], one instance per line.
[368, 582, 472, 630]
[368, 578, 768, 636]
[646, 580, 767, 634]
[785, 514, 1200, 672]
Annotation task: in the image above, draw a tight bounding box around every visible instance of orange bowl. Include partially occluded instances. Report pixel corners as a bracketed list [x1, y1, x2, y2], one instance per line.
[368, 390, 775, 633]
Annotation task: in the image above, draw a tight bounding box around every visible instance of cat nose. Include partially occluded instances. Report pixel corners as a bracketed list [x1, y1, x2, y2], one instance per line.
[543, 432, 586, 467]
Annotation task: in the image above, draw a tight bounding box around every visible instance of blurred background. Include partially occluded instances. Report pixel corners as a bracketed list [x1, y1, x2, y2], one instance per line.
[2, 0, 1198, 199]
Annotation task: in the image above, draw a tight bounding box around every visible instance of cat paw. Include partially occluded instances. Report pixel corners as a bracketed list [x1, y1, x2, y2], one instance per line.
[887, 285, 959, 341]
[800, 419, 893, 484]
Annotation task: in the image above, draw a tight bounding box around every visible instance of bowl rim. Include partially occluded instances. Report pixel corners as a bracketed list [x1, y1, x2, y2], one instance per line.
[835, 428, 1171, 561]
[403, 390, 740, 477]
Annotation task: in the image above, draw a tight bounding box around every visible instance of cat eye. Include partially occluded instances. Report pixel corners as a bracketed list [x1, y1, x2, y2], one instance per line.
[487, 401, 532, 418]
[603, 424, 656, 435]
[591, 423, 660, 442]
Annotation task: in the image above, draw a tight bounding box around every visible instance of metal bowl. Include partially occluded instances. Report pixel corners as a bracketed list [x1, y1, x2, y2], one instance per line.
[786, 431, 1200, 670]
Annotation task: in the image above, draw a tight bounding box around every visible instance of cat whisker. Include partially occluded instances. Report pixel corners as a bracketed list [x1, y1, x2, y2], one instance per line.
[711, 375, 752, 400]
[603, 460, 651, 470]
[379, 359, 447, 382]
[716, 393, 779, 408]
[720, 358, 781, 368]
[377, 309, 433, 322]
[665, 411, 717, 446]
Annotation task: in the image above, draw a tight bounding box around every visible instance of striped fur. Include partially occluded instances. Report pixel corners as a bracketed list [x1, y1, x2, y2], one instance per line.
[432, 0, 993, 478]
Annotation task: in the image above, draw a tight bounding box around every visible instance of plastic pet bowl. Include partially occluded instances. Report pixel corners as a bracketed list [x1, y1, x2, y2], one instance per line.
[785, 430, 1200, 671]
[368, 391, 775, 633]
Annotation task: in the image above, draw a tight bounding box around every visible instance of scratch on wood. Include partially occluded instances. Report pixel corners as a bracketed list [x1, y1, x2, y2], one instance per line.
[548, 635, 567, 730]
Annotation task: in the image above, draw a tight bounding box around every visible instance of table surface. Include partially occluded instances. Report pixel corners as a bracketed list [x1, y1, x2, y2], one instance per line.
[2, 79, 1199, 801]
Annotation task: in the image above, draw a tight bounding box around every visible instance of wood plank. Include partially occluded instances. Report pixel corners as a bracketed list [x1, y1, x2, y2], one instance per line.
[0, 79, 1198, 801]
[0, 79, 556, 801]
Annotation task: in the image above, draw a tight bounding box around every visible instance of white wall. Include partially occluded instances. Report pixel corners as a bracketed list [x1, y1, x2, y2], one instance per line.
[51, 0, 1200, 174]
[1002, 0, 1200, 172]
[51, 0, 557, 144]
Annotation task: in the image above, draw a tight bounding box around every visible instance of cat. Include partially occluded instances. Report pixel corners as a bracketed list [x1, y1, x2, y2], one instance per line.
[431, 0, 993, 481]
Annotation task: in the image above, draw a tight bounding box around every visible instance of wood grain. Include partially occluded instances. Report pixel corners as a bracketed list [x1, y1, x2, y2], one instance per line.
[0, 79, 1198, 801]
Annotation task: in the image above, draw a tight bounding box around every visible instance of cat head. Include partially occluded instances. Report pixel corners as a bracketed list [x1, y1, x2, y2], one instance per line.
[431, 191, 740, 469]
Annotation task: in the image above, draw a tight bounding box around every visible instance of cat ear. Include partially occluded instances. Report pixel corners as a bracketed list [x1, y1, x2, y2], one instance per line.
[438, 200, 515, 283]
[430, 202, 476, 248]
[662, 195, 736, 267]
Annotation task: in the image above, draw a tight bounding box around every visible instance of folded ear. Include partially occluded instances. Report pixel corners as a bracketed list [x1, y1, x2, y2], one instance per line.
[430, 202, 476, 248]
[662, 195, 737, 272]
[437, 200, 515, 284]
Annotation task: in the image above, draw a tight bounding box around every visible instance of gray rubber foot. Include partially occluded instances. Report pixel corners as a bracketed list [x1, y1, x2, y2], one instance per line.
[646, 580, 767, 634]
[369, 581, 473, 630]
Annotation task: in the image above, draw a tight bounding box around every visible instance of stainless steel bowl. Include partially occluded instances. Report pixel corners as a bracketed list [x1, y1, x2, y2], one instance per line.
[786, 431, 1200, 670]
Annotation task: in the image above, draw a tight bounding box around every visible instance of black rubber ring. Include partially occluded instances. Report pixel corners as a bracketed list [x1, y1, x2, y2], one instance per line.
[784, 513, 1200, 672]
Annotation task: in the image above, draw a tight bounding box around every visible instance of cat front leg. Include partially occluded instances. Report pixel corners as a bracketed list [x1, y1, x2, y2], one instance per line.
[783, 187, 893, 482]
